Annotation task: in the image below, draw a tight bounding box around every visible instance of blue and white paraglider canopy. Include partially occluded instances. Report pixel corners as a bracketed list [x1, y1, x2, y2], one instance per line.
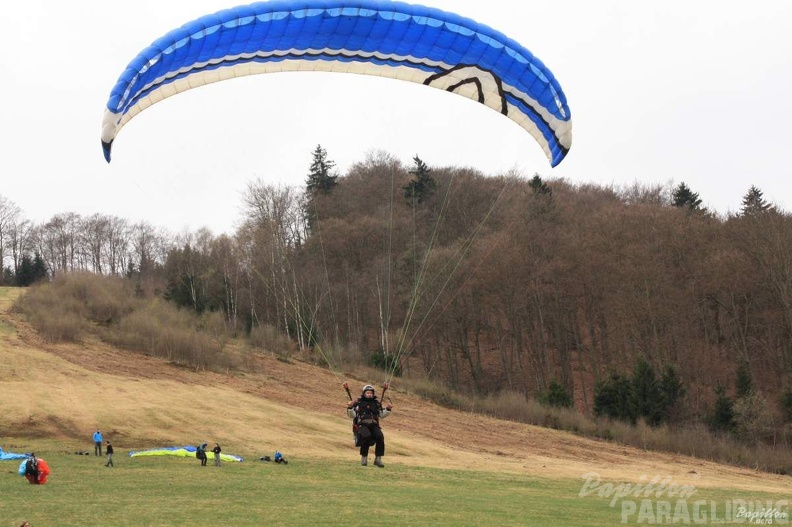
[102, 0, 572, 166]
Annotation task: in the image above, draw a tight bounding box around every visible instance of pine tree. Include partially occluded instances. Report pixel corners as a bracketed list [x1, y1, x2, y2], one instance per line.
[594, 373, 637, 423]
[659, 365, 685, 421]
[529, 174, 552, 195]
[735, 363, 754, 398]
[1, 266, 12, 285]
[709, 385, 735, 432]
[780, 388, 792, 423]
[740, 185, 772, 216]
[402, 156, 436, 205]
[526, 174, 555, 219]
[32, 254, 47, 282]
[305, 144, 338, 197]
[14, 256, 30, 286]
[631, 358, 663, 425]
[671, 182, 703, 210]
[16, 253, 47, 286]
[540, 379, 573, 408]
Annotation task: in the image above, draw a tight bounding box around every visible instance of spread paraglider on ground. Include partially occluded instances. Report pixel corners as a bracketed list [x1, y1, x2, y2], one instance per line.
[0, 446, 29, 461]
[101, 0, 572, 167]
[128, 445, 244, 462]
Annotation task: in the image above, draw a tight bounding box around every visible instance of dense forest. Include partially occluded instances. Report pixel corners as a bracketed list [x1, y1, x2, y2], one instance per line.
[2, 148, 791, 436]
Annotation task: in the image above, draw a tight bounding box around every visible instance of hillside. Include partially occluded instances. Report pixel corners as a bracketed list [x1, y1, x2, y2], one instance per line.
[0, 287, 789, 496]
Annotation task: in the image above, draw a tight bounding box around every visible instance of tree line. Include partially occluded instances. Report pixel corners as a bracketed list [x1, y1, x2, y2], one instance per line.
[3, 147, 791, 435]
[0, 203, 175, 284]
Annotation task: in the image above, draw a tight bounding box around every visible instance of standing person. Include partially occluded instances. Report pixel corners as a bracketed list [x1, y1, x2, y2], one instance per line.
[93, 430, 103, 456]
[212, 443, 222, 467]
[105, 440, 114, 467]
[347, 384, 392, 467]
[196, 442, 208, 466]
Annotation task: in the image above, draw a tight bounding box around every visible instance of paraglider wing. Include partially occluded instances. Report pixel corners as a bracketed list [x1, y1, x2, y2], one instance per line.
[128, 445, 243, 462]
[36, 459, 50, 484]
[102, 0, 572, 166]
[0, 447, 29, 461]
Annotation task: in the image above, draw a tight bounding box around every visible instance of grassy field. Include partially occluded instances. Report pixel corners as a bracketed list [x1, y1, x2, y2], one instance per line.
[2, 443, 784, 527]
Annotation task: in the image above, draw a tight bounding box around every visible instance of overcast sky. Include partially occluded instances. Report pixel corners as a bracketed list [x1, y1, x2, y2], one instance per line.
[3, 1, 790, 235]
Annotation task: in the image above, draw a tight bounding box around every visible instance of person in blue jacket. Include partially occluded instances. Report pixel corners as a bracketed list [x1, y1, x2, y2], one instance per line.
[93, 430, 103, 456]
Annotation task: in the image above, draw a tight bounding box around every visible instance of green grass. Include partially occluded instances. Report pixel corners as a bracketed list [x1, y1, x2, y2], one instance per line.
[1, 446, 787, 526]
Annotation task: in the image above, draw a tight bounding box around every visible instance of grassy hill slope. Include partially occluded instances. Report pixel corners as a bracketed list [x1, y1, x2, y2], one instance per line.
[1, 286, 790, 504]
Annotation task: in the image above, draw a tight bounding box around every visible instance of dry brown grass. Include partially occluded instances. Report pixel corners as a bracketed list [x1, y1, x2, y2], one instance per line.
[14, 274, 230, 372]
[1, 286, 791, 497]
[397, 377, 792, 475]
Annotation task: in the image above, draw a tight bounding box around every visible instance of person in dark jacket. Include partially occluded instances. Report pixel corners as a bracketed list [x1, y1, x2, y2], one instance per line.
[347, 384, 392, 467]
[105, 441, 114, 467]
[24, 454, 39, 484]
[212, 443, 222, 467]
[196, 443, 208, 466]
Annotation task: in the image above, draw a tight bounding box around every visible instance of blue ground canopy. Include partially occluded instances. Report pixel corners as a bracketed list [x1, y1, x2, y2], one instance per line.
[102, 0, 572, 166]
[0, 447, 29, 461]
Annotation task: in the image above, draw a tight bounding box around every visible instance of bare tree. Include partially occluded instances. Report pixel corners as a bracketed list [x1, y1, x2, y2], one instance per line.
[38, 212, 82, 275]
[103, 216, 131, 276]
[734, 211, 792, 372]
[242, 180, 307, 345]
[131, 221, 171, 273]
[81, 213, 109, 274]
[6, 213, 33, 276]
[0, 195, 22, 274]
[209, 234, 242, 327]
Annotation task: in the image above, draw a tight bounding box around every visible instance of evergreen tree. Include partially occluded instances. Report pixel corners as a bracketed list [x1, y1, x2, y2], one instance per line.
[631, 358, 664, 425]
[780, 388, 792, 423]
[540, 379, 573, 408]
[735, 363, 754, 398]
[529, 173, 552, 195]
[740, 185, 772, 216]
[1, 266, 12, 286]
[526, 173, 555, 218]
[305, 144, 338, 197]
[594, 373, 637, 423]
[17, 255, 34, 286]
[659, 365, 685, 421]
[709, 385, 735, 432]
[16, 253, 47, 286]
[163, 244, 210, 313]
[402, 156, 436, 205]
[671, 182, 703, 210]
[32, 254, 47, 282]
[368, 348, 403, 377]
